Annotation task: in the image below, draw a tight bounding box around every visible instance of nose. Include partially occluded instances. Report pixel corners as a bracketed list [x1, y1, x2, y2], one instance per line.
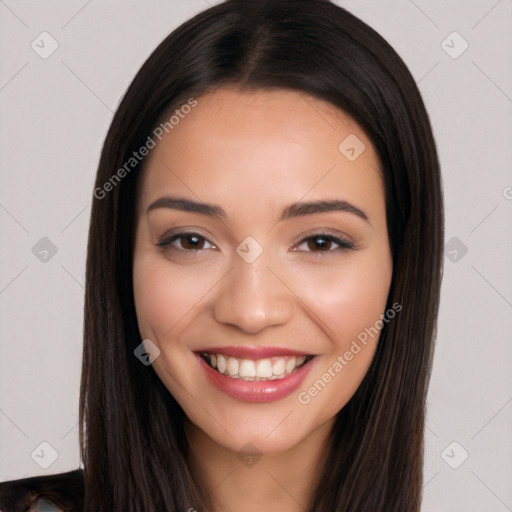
[213, 255, 294, 334]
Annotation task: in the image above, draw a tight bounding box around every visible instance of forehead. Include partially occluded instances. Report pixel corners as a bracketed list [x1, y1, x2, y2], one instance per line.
[138, 87, 383, 220]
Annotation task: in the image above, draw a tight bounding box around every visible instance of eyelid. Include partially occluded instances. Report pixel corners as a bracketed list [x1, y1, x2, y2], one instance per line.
[292, 234, 355, 253]
[156, 229, 217, 250]
[292, 228, 354, 247]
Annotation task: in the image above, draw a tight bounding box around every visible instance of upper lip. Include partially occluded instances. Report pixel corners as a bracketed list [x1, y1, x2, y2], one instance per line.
[195, 345, 314, 359]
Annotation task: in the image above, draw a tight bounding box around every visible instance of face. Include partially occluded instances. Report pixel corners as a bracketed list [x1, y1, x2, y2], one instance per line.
[132, 87, 393, 455]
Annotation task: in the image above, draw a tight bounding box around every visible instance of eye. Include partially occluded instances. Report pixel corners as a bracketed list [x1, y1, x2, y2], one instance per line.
[156, 231, 354, 255]
[156, 232, 216, 252]
[294, 233, 354, 254]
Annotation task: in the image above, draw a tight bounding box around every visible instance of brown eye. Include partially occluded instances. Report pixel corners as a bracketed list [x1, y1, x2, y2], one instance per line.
[180, 234, 206, 250]
[306, 235, 333, 251]
[157, 232, 216, 252]
[295, 233, 354, 254]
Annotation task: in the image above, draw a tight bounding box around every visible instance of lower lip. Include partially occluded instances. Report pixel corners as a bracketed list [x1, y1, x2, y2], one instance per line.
[196, 353, 316, 403]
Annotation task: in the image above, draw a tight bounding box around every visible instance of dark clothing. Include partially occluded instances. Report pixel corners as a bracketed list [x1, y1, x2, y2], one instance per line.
[0, 470, 83, 512]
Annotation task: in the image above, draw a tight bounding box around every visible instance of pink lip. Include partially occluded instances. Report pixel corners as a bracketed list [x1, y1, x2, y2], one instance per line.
[195, 352, 316, 403]
[194, 345, 312, 359]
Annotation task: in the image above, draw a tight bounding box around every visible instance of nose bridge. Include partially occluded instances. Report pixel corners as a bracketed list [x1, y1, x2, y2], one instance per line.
[213, 251, 293, 333]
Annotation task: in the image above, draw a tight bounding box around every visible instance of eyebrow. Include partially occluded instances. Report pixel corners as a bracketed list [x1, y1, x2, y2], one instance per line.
[146, 196, 370, 223]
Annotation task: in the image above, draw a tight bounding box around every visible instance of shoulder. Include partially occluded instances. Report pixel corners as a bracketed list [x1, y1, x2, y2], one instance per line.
[0, 469, 83, 512]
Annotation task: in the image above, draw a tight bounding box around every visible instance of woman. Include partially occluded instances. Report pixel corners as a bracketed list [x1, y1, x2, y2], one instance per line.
[0, 0, 444, 510]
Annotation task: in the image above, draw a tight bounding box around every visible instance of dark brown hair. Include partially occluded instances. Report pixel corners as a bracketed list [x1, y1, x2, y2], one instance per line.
[81, 0, 444, 510]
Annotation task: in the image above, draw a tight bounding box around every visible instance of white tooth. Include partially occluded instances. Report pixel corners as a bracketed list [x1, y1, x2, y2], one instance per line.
[210, 354, 217, 367]
[285, 357, 296, 373]
[296, 355, 306, 366]
[216, 354, 227, 374]
[227, 357, 239, 376]
[272, 359, 286, 376]
[239, 359, 256, 378]
[256, 359, 273, 378]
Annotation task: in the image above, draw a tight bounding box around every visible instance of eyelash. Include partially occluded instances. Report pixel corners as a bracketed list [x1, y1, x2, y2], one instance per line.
[156, 231, 355, 256]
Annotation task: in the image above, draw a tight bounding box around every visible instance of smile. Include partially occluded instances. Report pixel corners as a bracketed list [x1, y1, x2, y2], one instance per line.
[200, 352, 314, 381]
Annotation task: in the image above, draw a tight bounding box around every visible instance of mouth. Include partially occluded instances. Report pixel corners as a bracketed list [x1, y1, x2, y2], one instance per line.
[198, 352, 315, 381]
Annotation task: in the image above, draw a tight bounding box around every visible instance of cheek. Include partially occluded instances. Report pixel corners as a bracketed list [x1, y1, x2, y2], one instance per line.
[295, 256, 391, 336]
[132, 254, 221, 339]
[292, 257, 392, 413]
[133, 256, 185, 339]
[331, 264, 390, 343]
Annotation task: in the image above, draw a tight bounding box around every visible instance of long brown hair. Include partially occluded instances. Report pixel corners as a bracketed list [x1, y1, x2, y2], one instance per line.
[80, 1, 444, 510]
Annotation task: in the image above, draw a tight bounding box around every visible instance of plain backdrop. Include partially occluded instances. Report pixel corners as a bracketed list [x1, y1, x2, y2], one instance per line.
[1, 1, 511, 510]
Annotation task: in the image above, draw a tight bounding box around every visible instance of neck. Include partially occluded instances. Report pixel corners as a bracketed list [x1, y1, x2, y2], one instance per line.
[184, 418, 333, 512]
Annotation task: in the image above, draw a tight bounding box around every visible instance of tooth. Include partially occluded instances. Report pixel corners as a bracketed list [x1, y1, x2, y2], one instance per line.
[227, 357, 239, 376]
[285, 357, 296, 373]
[209, 353, 310, 380]
[272, 359, 286, 376]
[239, 359, 256, 378]
[256, 359, 273, 378]
[216, 354, 227, 374]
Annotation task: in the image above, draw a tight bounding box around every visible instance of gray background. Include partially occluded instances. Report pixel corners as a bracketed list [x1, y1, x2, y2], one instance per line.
[1, 1, 511, 510]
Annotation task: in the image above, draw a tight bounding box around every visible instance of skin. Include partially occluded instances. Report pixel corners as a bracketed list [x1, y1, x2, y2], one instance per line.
[132, 87, 393, 512]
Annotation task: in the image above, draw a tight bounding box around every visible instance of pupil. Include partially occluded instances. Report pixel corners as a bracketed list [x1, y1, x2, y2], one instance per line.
[309, 236, 330, 251]
[184, 235, 202, 249]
